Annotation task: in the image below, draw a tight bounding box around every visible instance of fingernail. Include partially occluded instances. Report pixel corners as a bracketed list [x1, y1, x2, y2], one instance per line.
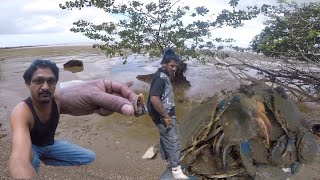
[121, 104, 134, 116]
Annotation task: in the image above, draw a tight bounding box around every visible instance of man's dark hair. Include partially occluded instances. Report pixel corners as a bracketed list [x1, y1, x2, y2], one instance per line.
[161, 48, 180, 64]
[23, 59, 59, 85]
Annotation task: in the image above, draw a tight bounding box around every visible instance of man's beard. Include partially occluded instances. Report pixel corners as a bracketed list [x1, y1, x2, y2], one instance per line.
[39, 92, 52, 104]
[39, 99, 51, 104]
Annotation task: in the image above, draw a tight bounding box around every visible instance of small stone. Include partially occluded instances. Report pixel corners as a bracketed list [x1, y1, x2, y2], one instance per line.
[126, 121, 133, 125]
[0, 133, 7, 138]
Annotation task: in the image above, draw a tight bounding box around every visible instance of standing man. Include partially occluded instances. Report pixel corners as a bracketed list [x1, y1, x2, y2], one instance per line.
[147, 48, 188, 179]
[9, 59, 138, 179]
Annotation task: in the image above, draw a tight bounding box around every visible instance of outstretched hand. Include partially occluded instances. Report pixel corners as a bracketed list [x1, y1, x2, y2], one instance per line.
[59, 79, 137, 116]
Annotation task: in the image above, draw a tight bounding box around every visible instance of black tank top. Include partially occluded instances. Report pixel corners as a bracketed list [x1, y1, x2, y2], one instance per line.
[24, 97, 60, 146]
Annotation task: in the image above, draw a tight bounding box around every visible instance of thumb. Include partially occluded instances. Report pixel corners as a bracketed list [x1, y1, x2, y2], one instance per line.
[92, 92, 135, 116]
[121, 104, 135, 116]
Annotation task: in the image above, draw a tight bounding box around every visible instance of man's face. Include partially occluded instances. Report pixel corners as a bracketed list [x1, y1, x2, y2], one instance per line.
[27, 68, 57, 104]
[163, 60, 178, 78]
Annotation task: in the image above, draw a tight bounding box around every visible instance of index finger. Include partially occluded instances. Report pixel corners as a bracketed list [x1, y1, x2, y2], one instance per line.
[103, 80, 137, 101]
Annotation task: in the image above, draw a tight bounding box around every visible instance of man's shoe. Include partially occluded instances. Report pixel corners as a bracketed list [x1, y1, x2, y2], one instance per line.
[171, 165, 188, 180]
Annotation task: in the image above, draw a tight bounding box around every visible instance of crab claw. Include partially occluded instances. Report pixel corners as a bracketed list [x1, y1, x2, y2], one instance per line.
[241, 97, 272, 147]
[131, 93, 147, 117]
[253, 102, 272, 146]
[254, 117, 271, 146]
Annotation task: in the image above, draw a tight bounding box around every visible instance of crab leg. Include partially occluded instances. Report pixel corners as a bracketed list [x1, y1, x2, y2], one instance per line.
[215, 132, 224, 156]
[282, 134, 295, 158]
[290, 161, 302, 175]
[203, 126, 222, 142]
[207, 166, 245, 179]
[182, 144, 208, 166]
[239, 141, 257, 177]
[222, 145, 230, 169]
[211, 135, 219, 153]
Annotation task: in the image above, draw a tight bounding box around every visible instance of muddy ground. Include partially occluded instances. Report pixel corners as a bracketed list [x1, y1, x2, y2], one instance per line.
[0, 46, 319, 179]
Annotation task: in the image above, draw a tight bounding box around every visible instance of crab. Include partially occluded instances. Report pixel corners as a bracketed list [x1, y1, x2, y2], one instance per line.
[131, 93, 147, 117]
[177, 84, 319, 179]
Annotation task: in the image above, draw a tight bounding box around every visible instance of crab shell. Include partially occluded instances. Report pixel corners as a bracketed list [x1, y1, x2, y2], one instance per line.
[179, 95, 219, 150]
[132, 93, 146, 117]
[269, 134, 297, 167]
[296, 130, 319, 164]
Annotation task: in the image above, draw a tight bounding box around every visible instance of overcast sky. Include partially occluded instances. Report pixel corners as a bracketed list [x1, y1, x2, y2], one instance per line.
[0, 0, 316, 48]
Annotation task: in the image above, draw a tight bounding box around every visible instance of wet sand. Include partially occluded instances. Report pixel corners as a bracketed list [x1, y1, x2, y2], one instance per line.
[0, 46, 319, 179]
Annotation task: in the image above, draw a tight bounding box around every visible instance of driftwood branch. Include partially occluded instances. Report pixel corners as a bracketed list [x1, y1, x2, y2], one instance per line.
[215, 58, 320, 102]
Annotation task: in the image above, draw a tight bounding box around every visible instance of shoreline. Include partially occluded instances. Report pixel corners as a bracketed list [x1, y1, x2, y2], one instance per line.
[0, 43, 97, 50]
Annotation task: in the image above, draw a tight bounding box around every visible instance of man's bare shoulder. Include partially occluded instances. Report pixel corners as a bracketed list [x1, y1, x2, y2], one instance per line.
[10, 101, 32, 128]
[11, 101, 28, 114]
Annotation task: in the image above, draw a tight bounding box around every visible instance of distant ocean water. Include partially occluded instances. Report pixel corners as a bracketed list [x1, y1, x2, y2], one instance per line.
[0, 33, 101, 48]
[0, 28, 256, 49]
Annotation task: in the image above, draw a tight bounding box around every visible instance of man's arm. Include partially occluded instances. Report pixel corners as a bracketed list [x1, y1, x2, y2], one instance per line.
[150, 96, 170, 119]
[56, 79, 137, 116]
[8, 103, 36, 179]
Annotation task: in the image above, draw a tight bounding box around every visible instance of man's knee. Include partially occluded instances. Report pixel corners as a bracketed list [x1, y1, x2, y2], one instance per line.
[31, 151, 41, 171]
[167, 128, 180, 144]
[82, 149, 96, 164]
